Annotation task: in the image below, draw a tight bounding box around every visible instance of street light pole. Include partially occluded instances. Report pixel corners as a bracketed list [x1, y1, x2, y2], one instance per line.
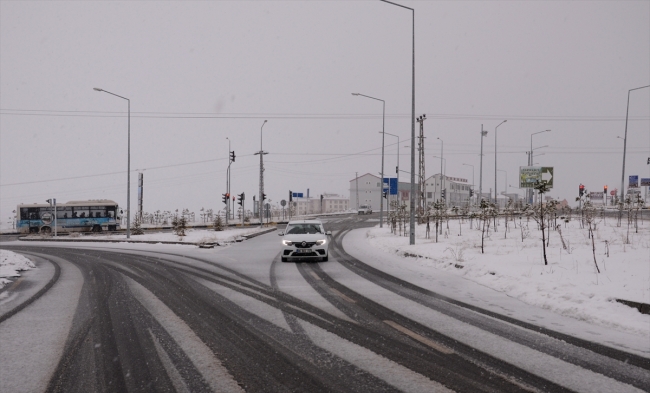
[380, 0, 415, 245]
[352, 93, 385, 228]
[498, 169, 507, 202]
[437, 137, 444, 206]
[385, 132, 400, 211]
[479, 125, 488, 204]
[494, 120, 507, 204]
[620, 85, 650, 200]
[226, 137, 231, 225]
[94, 87, 131, 239]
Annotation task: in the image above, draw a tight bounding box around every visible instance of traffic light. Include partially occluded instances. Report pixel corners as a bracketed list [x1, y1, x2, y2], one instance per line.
[604, 185, 608, 194]
[289, 190, 293, 202]
[579, 184, 585, 196]
[222, 193, 228, 204]
[441, 189, 446, 199]
[230, 151, 235, 163]
[382, 191, 387, 199]
[469, 189, 474, 197]
[262, 193, 266, 201]
[237, 192, 244, 206]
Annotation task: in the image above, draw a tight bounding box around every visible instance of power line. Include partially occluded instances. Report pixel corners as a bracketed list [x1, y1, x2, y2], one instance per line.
[2, 108, 648, 121]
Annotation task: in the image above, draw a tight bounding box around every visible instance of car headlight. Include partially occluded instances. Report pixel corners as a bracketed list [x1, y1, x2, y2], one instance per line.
[315, 239, 326, 246]
[282, 240, 293, 246]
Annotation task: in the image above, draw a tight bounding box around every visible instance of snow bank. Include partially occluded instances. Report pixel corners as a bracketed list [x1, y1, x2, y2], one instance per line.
[0, 250, 36, 288]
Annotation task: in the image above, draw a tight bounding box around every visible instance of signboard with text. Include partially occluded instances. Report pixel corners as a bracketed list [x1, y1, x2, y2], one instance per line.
[641, 178, 650, 187]
[519, 166, 554, 188]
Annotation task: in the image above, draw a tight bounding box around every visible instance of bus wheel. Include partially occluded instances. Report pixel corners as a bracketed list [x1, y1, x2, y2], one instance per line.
[92, 225, 102, 233]
[40, 226, 52, 234]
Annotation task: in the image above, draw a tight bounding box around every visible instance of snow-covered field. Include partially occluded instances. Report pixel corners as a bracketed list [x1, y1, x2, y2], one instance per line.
[361, 216, 650, 336]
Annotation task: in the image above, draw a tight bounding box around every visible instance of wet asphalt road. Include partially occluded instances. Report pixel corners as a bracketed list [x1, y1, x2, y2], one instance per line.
[1, 215, 648, 393]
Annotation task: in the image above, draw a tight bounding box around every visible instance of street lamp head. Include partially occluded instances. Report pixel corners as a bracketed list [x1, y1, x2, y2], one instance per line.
[351, 93, 359, 96]
[93, 87, 103, 92]
[263, 120, 267, 123]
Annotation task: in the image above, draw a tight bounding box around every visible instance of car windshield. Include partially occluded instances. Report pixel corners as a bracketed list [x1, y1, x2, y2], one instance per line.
[286, 224, 322, 234]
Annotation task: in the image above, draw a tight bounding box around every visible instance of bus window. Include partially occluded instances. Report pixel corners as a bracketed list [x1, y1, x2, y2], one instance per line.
[57, 207, 71, 219]
[91, 207, 106, 218]
[73, 207, 89, 218]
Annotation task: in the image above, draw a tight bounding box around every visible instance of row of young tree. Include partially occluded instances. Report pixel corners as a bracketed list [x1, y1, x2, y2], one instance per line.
[386, 182, 646, 272]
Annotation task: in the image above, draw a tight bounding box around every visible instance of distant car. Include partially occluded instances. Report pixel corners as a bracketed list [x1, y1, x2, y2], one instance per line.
[358, 205, 372, 215]
[279, 219, 331, 262]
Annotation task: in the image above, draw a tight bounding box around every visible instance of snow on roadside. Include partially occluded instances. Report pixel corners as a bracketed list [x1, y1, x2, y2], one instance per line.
[363, 218, 650, 336]
[24, 226, 270, 244]
[0, 250, 36, 288]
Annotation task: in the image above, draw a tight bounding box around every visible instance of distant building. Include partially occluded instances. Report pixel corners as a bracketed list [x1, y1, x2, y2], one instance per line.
[290, 193, 349, 216]
[423, 173, 471, 207]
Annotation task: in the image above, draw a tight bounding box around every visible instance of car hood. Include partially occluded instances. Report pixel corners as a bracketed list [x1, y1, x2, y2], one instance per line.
[283, 233, 327, 242]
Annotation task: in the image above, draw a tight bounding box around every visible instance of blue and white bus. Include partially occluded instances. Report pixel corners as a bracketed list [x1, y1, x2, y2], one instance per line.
[17, 200, 121, 234]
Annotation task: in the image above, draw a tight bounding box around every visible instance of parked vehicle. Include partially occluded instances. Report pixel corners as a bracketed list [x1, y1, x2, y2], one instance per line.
[358, 205, 372, 215]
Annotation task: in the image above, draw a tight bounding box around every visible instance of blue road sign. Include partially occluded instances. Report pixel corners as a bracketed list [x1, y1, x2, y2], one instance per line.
[292, 192, 304, 198]
[383, 178, 398, 195]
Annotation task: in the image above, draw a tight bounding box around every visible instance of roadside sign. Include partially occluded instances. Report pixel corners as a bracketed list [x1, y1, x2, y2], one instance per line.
[280, 200, 286, 207]
[641, 178, 650, 187]
[629, 175, 639, 188]
[292, 192, 304, 198]
[519, 166, 554, 188]
[383, 178, 398, 195]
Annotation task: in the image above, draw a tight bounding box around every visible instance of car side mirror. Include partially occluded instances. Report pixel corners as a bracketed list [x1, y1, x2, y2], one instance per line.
[326, 231, 332, 236]
[278, 232, 284, 236]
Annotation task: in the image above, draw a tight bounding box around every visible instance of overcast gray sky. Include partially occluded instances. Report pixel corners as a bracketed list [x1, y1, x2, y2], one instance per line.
[1, 0, 649, 227]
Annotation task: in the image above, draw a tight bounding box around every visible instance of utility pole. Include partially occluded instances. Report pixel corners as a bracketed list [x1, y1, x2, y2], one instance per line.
[255, 120, 268, 227]
[416, 114, 426, 219]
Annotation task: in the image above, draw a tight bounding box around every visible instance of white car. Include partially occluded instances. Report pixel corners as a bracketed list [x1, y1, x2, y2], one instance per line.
[279, 220, 332, 262]
[358, 205, 372, 215]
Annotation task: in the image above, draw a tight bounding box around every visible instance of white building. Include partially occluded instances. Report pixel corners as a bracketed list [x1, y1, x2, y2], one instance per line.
[349, 173, 414, 212]
[423, 173, 471, 207]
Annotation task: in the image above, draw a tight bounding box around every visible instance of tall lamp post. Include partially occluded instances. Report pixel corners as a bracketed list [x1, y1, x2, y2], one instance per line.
[352, 93, 385, 228]
[432, 155, 446, 203]
[254, 120, 268, 227]
[226, 137, 231, 225]
[529, 130, 551, 204]
[437, 137, 444, 206]
[494, 120, 507, 203]
[385, 132, 400, 209]
[380, 0, 415, 244]
[462, 163, 474, 205]
[620, 85, 650, 200]
[479, 125, 488, 204]
[497, 169, 507, 203]
[94, 87, 131, 239]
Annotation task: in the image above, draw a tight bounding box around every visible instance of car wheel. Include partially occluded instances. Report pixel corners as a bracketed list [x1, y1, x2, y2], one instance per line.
[322, 255, 328, 262]
[281, 257, 288, 262]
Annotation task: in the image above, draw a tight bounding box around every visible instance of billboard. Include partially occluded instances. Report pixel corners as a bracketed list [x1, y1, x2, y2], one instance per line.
[519, 166, 554, 188]
[641, 178, 650, 187]
[629, 175, 639, 188]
